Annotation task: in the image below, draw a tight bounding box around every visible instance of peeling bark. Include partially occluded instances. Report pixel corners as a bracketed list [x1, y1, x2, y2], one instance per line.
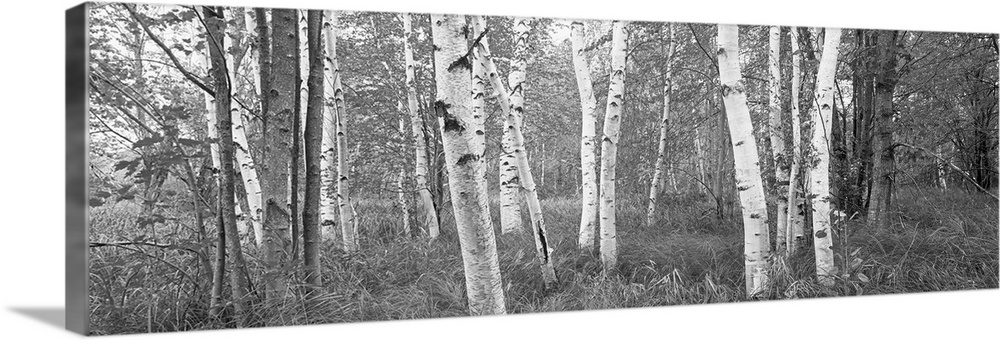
[431, 14, 506, 315]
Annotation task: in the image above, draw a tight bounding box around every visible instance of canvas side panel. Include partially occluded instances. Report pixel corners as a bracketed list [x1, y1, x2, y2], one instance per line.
[65, 2, 90, 336]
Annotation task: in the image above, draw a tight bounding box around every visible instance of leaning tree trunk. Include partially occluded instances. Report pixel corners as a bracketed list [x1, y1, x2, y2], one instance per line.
[402, 12, 440, 239]
[396, 116, 412, 236]
[260, 8, 297, 309]
[301, 9, 325, 291]
[477, 40, 559, 291]
[204, 6, 252, 326]
[569, 21, 600, 251]
[324, 11, 358, 252]
[430, 13, 506, 315]
[809, 27, 843, 287]
[786, 27, 806, 253]
[599, 21, 628, 273]
[499, 17, 530, 235]
[224, 10, 265, 248]
[646, 23, 676, 227]
[716, 24, 772, 297]
[867, 30, 900, 230]
[469, 16, 493, 228]
[766, 26, 790, 257]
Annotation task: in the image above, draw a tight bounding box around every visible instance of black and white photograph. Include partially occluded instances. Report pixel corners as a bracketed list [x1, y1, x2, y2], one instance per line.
[57, 0, 1000, 336]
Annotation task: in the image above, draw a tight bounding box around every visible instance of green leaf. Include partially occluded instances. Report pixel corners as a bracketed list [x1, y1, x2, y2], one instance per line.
[89, 198, 105, 207]
[857, 273, 869, 283]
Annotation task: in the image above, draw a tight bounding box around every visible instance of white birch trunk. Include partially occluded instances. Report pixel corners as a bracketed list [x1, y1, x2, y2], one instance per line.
[321, 12, 358, 252]
[599, 21, 628, 272]
[809, 27, 843, 287]
[646, 23, 675, 227]
[397, 115, 412, 236]
[431, 14, 506, 315]
[767, 26, 789, 257]
[477, 32, 559, 291]
[224, 28, 265, 248]
[717, 25, 772, 296]
[570, 21, 600, 250]
[470, 16, 492, 225]
[320, 11, 340, 242]
[786, 27, 805, 253]
[499, 17, 530, 235]
[197, 50, 251, 241]
[402, 13, 440, 239]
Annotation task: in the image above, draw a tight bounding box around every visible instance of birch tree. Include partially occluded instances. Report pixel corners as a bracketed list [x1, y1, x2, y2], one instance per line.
[599, 21, 628, 272]
[716, 24, 771, 296]
[430, 13, 505, 315]
[223, 8, 264, 247]
[320, 11, 340, 242]
[786, 28, 806, 252]
[646, 23, 676, 227]
[499, 17, 530, 235]
[477, 38, 559, 291]
[470, 16, 492, 223]
[569, 21, 600, 251]
[402, 12, 440, 239]
[767, 26, 789, 256]
[324, 11, 358, 252]
[809, 27, 843, 287]
[204, 6, 252, 326]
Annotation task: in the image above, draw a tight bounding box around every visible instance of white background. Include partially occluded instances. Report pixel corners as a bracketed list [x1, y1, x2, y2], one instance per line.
[1, 0, 998, 339]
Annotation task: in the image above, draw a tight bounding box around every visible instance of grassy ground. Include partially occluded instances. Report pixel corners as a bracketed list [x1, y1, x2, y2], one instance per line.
[88, 187, 998, 334]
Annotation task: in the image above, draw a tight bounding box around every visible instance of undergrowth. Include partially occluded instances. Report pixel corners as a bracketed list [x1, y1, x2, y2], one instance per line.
[88, 187, 999, 335]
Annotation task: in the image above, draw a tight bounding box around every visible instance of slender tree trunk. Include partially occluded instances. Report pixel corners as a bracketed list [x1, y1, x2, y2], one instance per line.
[499, 17, 530, 235]
[205, 6, 252, 326]
[714, 97, 726, 219]
[261, 7, 296, 309]
[786, 27, 806, 253]
[569, 21, 600, 251]
[289, 13, 303, 262]
[254, 8, 271, 166]
[766, 26, 789, 256]
[867, 30, 900, 229]
[851, 29, 875, 217]
[396, 113, 412, 237]
[477, 39, 559, 291]
[402, 13, 440, 239]
[300, 9, 325, 291]
[647, 23, 675, 227]
[599, 21, 628, 273]
[319, 11, 338, 242]
[323, 11, 358, 252]
[224, 10, 265, 248]
[809, 28, 843, 287]
[431, 14, 506, 315]
[717, 24, 772, 296]
[470, 16, 493, 226]
[695, 122, 707, 195]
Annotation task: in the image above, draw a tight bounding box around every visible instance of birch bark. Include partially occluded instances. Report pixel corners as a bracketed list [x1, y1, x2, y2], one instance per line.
[646, 23, 676, 227]
[402, 13, 440, 239]
[716, 24, 772, 296]
[569, 21, 600, 250]
[809, 28, 843, 287]
[431, 14, 506, 315]
[599, 21, 628, 272]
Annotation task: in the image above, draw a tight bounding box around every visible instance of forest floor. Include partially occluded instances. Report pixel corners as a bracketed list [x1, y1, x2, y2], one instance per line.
[88, 187, 999, 334]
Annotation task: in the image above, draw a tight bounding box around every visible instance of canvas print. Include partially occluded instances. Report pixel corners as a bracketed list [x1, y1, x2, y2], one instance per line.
[74, 1, 999, 335]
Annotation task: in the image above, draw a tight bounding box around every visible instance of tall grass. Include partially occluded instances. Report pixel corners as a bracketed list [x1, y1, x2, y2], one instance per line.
[88, 187, 998, 334]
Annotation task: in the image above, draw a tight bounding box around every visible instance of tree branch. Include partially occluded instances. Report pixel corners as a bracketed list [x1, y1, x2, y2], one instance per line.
[123, 3, 215, 97]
